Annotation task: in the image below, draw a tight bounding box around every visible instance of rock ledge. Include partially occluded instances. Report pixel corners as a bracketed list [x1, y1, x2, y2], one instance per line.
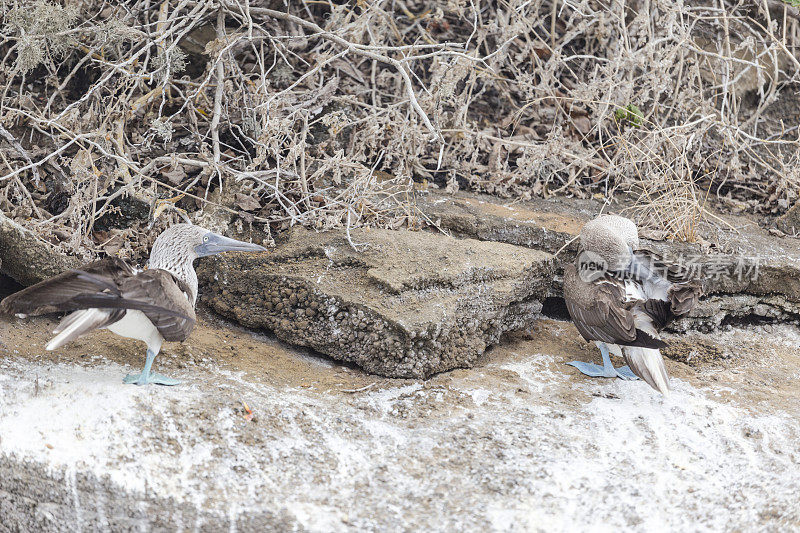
[198, 228, 554, 378]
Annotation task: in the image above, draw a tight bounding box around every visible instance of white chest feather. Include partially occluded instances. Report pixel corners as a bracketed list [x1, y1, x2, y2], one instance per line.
[106, 310, 164, 351]
[643, 277, 670, 301]
[624, 279, 664, 337]
[624, 279, 647, 302]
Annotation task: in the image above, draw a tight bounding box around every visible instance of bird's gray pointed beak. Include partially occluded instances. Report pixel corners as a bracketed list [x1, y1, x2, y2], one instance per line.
[195, 233, 267, 257]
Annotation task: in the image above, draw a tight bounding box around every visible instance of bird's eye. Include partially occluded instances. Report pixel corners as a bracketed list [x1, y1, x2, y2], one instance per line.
[204, 235, 209, 242]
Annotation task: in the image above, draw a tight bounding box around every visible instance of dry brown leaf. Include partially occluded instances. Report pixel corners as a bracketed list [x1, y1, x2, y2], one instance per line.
[235, 193, 261, 212]
[160, 165, 186, 185]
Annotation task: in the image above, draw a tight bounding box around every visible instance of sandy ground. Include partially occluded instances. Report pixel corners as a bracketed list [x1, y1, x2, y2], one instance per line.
[1, 310, 799, 531]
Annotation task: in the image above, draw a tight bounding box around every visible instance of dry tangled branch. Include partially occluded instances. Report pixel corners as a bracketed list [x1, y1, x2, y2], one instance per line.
[0, 0, 798, 260]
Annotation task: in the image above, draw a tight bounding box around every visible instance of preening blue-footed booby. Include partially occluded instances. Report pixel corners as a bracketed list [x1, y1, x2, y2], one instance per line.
[563, 215, 702, 394]
[0, 224, 266, 385]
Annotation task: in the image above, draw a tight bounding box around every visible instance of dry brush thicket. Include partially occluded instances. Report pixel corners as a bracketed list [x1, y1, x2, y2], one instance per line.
[0, 0, 799, 260]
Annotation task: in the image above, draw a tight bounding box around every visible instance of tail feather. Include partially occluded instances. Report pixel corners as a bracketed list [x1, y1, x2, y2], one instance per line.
[46, 309, 116, 351]
[52, 309, 88, 335]
[623, 346, 671, 395]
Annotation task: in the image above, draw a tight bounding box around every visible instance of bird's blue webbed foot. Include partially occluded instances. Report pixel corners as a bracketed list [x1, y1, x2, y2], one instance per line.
[566, 343, 640, 381]
[615, 365, 638, 380]
[122, 372, 181, 386]
[566, 361, 636, 380]
[566, 361, 611, 377]
[123, 348, 180, 386]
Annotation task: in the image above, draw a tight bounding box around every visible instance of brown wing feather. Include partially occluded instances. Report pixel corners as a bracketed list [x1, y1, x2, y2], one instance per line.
[118, 270, 196, 342]
[634, 249, 695, 284]
[565, 288, 637, 345]
[564, 265, 637, 343]
[641, 299, 671, 331]
[633, 249, 702, 324]
[0, 257, 135, 316]
[564, 265, 667, 349]
[668, 283, 701, 316]
[1, 259, 195, 342]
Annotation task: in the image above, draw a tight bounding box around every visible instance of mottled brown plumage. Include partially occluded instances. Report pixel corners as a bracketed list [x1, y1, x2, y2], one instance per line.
[564, 215, 702, 394]
[0, 257, 195, 343]
[563, 264, 667, 349]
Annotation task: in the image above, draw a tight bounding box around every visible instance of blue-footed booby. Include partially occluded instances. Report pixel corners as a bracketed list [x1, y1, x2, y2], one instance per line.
[563, 215, 701, 394]
[0, 224, 266, 385]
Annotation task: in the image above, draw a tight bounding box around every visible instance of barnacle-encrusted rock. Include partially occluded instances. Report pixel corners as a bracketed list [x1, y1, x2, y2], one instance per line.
[197, 227, 554, 378]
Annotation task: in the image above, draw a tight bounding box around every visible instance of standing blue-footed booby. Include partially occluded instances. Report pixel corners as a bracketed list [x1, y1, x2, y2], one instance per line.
[0, 224, 266, 385]
[563, 215, 701, 394]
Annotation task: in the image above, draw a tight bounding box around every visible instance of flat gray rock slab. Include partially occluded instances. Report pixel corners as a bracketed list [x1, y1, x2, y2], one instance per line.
[198, 228, 554, 378]
[418, 192, 587, 254]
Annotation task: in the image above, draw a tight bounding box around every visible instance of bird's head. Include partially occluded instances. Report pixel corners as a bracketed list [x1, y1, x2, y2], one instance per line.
[150, 223, 267, 265]
[577, 214, 639, 275]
